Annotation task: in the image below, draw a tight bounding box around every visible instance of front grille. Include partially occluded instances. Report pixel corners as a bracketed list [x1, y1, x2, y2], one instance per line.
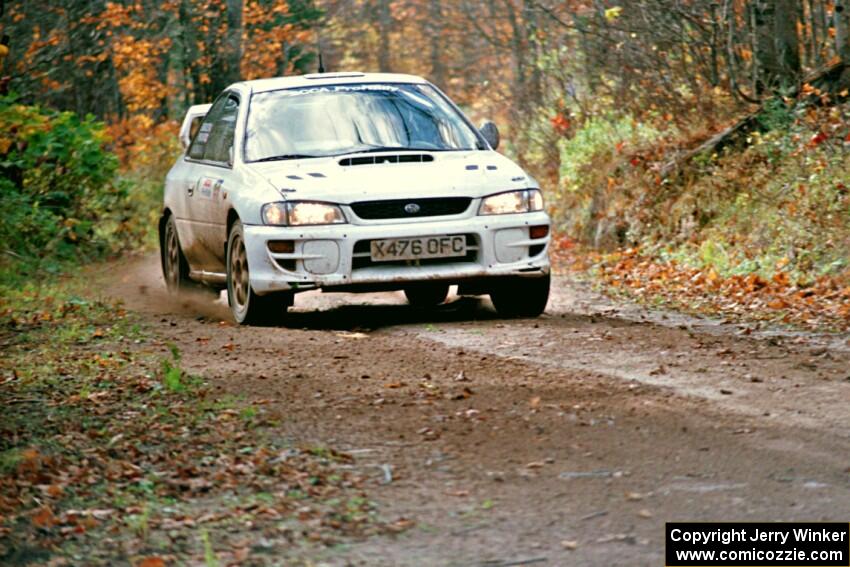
[352, 234, 478, 270]
[350, 197, 472, 220]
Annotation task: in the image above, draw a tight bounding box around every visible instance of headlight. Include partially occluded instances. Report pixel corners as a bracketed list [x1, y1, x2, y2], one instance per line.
[289, 202, 346, 225]
[261, 201, 347, 226]
[478, 189, 544, 215]
[262, 202, 288, 225]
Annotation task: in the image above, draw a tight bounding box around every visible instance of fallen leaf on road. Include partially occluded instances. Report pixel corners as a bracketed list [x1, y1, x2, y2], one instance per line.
[37, 484, 64, 498]
[31, 506, 55, 528]
[386, 517, 416, 532]
[561, 540, 578, 550]
[336, 331, 368, 339]
[65, 508, 115, 519]
[597, 533, 635, 544]
[449, 387, 474, 400]
[417, 427, 439, 440]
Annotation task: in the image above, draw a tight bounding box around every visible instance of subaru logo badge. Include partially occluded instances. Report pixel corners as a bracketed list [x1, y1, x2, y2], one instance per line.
[404, 203, 421, 214]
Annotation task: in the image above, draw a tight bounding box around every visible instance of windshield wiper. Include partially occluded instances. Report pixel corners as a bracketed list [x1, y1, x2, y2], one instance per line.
[253, 154, 320, 162]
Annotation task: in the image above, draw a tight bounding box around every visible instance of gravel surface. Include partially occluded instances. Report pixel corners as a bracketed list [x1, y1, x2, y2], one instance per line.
[98, 254, 850, 566]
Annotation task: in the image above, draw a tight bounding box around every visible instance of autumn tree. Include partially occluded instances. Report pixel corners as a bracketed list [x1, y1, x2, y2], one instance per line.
[0, 0, 321, 122]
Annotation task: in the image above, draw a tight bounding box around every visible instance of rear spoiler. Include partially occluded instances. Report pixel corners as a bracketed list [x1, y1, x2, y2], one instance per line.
[179, 103, 212, 149]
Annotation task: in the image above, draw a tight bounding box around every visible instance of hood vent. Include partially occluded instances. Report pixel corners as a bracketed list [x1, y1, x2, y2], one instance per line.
[339, 154, 434, 167]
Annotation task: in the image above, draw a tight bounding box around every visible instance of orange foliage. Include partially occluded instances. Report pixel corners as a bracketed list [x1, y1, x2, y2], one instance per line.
[106, 115, 181, 172]
[111, 37, 173, 113]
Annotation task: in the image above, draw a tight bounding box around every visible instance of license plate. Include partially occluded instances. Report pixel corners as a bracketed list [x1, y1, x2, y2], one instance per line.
[370, 235, 467, 262]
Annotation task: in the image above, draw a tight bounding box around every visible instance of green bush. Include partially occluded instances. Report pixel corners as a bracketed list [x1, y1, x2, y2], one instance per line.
[0, 95, 154, 282]
[555, 99, 850, 284]
[557, 114, 665, 196]
[551, 113, 672, 243]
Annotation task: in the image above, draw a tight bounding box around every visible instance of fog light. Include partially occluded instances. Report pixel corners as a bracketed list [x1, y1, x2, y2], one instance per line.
[268, 240, 295, 253]
[530, 225, 549, 239]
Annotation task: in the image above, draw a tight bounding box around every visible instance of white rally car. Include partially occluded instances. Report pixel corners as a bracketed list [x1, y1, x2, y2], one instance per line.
[160, 72, 551, 324]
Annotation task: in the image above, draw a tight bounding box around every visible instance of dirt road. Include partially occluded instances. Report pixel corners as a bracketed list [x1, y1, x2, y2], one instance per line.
[101, 254, 850, 566]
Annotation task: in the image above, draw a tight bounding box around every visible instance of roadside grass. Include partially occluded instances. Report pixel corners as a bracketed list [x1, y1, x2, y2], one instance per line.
[548, 100, 850, 333]
[0, 270, 407, 565]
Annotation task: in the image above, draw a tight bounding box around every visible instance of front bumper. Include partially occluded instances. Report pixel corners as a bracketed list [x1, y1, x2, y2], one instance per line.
[243, 212, 551, 294]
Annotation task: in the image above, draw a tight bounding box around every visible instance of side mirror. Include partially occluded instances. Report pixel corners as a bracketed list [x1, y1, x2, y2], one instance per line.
[479, 121, 500, 150]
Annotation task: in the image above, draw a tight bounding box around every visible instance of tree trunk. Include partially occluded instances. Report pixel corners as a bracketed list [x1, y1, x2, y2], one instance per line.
[835, 0, 850, 61]
[522, 0, 542, 109]
[180, 0, 203, 104]
[754, 0, 800, 93]
[225, 0, 243, 85]
[377, 0, 391, 72]
[804, 0, 816, 66]
[753, 0, 777, 93]
[428, 0, 445, 88]
[774, 0, 800, 86]
[62, 0, 82, 116]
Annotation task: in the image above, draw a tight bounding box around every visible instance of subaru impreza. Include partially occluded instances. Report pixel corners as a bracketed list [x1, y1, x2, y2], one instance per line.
[160, 72, 551, 324]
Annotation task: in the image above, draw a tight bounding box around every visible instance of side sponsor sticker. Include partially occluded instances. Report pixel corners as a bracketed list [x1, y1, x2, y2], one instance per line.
[197, 177, 223, 200]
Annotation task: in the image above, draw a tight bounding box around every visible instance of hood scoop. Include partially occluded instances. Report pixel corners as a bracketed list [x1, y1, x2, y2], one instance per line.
[339, 153, 434, 167]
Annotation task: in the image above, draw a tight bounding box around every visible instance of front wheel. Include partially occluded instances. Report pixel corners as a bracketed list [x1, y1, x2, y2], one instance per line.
[227, 221, 292, 325]
[489, 274, 550, 318]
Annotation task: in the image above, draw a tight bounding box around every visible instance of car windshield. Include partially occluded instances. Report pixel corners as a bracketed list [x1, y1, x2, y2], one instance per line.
[244, 83, 482, 162]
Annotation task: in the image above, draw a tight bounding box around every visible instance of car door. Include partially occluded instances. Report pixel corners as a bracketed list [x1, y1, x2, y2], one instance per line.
[182, 93, 241, 274]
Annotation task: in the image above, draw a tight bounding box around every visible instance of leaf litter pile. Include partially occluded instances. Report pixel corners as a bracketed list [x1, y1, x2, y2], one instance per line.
[0, 286, 409, 565]
[554, 241, 850, 333]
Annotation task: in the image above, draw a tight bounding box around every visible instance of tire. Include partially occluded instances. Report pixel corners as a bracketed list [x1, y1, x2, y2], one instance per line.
[404, 282, 450, 307]
[226, 221, 292, 325]
[161, 215, 195, 294]
[489, 274, 550, 318]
